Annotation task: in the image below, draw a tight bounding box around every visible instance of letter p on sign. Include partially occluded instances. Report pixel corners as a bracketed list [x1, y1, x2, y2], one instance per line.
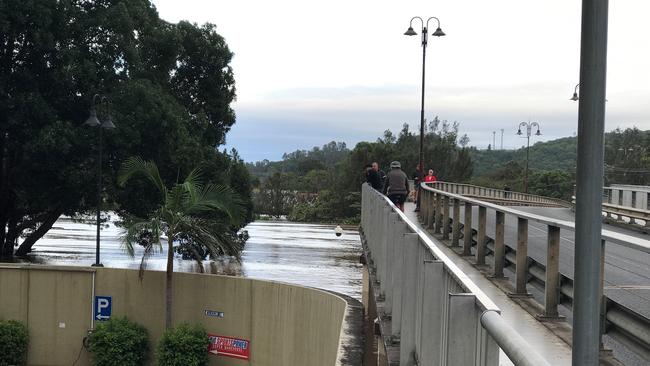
[95, 296, 112, 321]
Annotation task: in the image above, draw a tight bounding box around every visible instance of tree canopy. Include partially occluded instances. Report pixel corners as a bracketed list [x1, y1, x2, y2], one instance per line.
[0, 0, 248, 258]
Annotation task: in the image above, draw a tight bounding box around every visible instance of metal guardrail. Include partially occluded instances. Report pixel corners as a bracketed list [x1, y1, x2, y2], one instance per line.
[429, 181, 572, 208]
[419, 183, 650, 360]
[601, 203, 650, 228]
[361, 184, 552, 366]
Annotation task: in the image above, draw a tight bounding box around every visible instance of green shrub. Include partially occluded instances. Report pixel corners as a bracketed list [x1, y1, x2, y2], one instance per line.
[156, 324, 209, 366]
[87, 317, 149, 366]
[0, 319, 29, 366]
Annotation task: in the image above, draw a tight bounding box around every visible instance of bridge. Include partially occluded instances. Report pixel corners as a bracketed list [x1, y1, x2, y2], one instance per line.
[360, 182, 650, 366]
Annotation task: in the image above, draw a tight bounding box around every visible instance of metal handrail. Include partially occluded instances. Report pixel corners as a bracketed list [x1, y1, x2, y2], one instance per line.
[376, 188, 499, 311]
[422, 183, 650, 253]
[361, 184, 552, 366]
[480, 310, 553, 366]
[418, 182, 650, 359]
[430, 181, 572, 208]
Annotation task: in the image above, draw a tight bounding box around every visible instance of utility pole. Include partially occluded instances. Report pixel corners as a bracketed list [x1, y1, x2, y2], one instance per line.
[500, 129, 504, 150]
[492, 131, 496, 150]
[573, 1, 609, 364]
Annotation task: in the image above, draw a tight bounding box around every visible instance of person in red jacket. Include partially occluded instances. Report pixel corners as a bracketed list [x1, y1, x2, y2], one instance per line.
[424, 169, 437, 183]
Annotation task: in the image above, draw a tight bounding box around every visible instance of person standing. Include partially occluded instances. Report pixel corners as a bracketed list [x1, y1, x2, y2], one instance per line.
[365, 164, 382, 191]
[383, 161, 410, 211]
[372, 162, 386, 184]
[425, 169, 437, 183]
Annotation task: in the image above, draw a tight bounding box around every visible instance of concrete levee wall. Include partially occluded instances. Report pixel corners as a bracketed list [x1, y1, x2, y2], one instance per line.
[0, 265, 347, 366]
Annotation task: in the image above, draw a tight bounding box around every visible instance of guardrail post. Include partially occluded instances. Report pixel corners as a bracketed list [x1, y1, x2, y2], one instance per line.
[511, 218, 530, 296]
[599, 239, 606, 349]
[384, 213, 401, 314]
[463, 203, 473, 256]
[452, 199, 461, 247]
[426, 192, 435, 229]
[400, 234, 419, 365]
[442, 196, 451, 240]
[378, 206, 392, 286]
[435, 194, 443, 234]
[415, 245, 434, 360]
[476, 206, 487, 265]
[541, 225, 560, 318]
[392, 224, 407, 336]
[446, 294, 478, 366]
[493, 211, 505, 277]
[419, 260, 445, 366]
[421, 190, 429, 222]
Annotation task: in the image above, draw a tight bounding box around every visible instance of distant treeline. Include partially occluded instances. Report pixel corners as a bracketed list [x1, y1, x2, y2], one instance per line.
[248, 125, 648, 223]
[470, 127, 649, 200]
[247, 118, 473, 223]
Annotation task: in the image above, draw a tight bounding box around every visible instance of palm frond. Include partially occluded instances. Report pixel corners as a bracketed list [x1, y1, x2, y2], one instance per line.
[118, 157, 167, 196]
[120, 215, 163, 258]
[182, 167, 204, 204]
[186, 184, 247, 226]
[176, 216, 244, 260]
[138, 241, 157, 279]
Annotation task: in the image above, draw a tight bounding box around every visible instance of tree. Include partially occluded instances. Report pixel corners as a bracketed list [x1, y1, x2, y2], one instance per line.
[118, 157, 245, 329]
[0, 0, 241, 258]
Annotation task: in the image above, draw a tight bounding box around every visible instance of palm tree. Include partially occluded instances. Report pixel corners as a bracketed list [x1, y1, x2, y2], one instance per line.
[118, 157, 246, 329]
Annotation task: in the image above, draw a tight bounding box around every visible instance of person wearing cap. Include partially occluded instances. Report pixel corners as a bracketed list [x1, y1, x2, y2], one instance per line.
[382, 161, 410, 211]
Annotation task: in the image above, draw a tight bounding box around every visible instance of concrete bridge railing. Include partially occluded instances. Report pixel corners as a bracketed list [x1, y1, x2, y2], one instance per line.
[429, 181, 572, 208]
[361, 184, 551, 366]
[419, 183, 650, 360]
[603, 185, 650, 210]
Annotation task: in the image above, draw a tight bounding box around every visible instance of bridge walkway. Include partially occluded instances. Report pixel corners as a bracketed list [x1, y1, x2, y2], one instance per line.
[403, 202, 574, 366]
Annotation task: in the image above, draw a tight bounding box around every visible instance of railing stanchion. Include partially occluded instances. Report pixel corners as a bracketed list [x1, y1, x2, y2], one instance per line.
[391, 224, 407, 335]
[442, 196, 451, 240]
[542, 225, 560, 318]
[463, 202, 473, 256]
[399, 234, 419, 364]
[476, 206, 487, 265]
[427, 191, 435, 229]
[446, 294, 478, 366]
[452, 198, 460, 247]
[513, 218, 530, 295]
[435, 194, 443, 234]
[493, 211, 505, 277]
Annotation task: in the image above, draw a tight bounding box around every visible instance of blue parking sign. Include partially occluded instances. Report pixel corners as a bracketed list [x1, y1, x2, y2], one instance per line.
[94, 296, 112, 321]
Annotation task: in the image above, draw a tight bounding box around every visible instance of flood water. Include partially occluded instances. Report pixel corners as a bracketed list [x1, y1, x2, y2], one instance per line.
[20, 215, 363, 300]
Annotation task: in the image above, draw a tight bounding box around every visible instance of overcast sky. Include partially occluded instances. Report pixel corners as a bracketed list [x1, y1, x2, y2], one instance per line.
[153, 0, 650, 162]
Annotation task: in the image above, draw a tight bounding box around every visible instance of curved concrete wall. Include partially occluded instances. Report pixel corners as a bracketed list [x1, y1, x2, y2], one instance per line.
[0, 264, 347, 366]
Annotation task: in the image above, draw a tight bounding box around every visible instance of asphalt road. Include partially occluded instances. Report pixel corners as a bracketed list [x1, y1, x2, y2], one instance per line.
[459, 206, 650, 319]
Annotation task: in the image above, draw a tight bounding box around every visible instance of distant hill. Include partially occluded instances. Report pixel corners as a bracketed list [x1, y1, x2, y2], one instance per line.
[471, 136, 577, 177]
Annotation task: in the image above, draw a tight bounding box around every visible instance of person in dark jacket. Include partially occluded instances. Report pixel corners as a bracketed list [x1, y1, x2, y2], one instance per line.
[372, 162, 386, 184]
[382, 161, 410, 211]
[365, 164, 382, 191]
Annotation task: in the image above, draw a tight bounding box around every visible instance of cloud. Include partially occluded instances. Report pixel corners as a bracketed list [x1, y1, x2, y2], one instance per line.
[227, 83, 650, 161]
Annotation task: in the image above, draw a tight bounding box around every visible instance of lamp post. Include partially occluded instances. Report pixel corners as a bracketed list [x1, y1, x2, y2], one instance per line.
[85, 94, 116, 267]
[571, 83, 580, 101]
[404, 16, 445, 211]
[516, 121, 541, 193]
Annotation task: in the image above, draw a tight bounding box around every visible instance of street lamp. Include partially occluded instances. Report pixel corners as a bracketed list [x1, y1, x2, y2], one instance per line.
[85, 94, 116, 267]
[516, 121, 541, 193]
[571, 83, 580, 101]
[404, 16, 445, 211]
[571, 83, 607, 102]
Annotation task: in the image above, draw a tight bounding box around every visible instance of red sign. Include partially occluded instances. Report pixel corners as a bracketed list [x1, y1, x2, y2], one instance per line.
[208, 334, 250, 360]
